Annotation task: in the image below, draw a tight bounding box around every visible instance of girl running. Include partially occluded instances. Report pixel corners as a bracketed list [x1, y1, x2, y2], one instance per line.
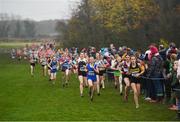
[48, 57, 59, 84]
[47, 57, 52, 78]
[95, 53, 102, 95]
[98, 54, 107, 89]
[87, 57, 99, 101]
[60, 53, 71, 87]
[29, 53, 36, 76]
[72, 58, 78, 74]
[122, 54, 131, 101]
[40, 55, 47, 76]
[114, 55, 123, 95]
[111, 55, 118, 89]
[84, 53, 89, 86]
[17, 49, 22, 61]
[128, 55, 145, 108]
[77, 53, 87, 97]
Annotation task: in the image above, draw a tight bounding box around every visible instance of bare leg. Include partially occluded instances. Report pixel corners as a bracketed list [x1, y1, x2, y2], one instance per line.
[119, 75, 123, 95]
[124, 77, 130, 101]
[131, 83, 139, 108]
[79, 76, 84, 97]
[96, 75, 100, 95]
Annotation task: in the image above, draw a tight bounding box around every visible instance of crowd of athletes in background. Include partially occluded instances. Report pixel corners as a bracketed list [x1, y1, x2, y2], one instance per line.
[11, 41, 180, 118]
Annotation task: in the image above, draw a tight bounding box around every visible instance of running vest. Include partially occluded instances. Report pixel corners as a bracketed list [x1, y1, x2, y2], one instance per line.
[41, 58, 47, 65]
[87, 64, 97, 78]
[62, 60, 70, 69]
[122, 61, 130, 74]
[51, 61, 57, 70]
[78, 58, 87, 72]
[129, 63, 141, 76]
[98, 60, 106, 71]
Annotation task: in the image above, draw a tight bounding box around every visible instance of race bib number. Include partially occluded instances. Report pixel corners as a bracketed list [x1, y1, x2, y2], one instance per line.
[80, 67, 85, 71]
[52, 65, 57, 70]
[88, 71, 95, 76]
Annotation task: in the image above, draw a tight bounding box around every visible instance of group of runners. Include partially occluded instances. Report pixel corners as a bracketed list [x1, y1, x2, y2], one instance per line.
[11, 42, 180, 117]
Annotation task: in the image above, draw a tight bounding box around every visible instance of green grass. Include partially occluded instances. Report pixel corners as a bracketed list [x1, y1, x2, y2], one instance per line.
[0, 52, 177, 121]
[0, 42, 41, 48]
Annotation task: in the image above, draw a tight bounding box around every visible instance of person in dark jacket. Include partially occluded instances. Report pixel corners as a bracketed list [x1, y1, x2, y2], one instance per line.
[146, 45, 164, 103]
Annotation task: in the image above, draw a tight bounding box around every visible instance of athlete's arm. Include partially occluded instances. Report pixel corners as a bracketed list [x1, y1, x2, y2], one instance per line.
[138, 63, 145, 76]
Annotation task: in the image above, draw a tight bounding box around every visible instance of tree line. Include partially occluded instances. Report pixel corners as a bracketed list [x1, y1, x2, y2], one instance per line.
[56, 0, 180, 49]
[0, 13, 36, 39]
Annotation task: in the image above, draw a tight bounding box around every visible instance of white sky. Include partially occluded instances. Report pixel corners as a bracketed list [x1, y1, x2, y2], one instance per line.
[0, 0, 81, 21]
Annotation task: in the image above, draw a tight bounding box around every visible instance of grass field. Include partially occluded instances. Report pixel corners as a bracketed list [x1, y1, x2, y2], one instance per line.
[0, 42, 41, 49]
[0, 50, 177, 121]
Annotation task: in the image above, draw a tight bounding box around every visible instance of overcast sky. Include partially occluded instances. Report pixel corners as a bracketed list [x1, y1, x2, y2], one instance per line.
[0, 0, 81, 21]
